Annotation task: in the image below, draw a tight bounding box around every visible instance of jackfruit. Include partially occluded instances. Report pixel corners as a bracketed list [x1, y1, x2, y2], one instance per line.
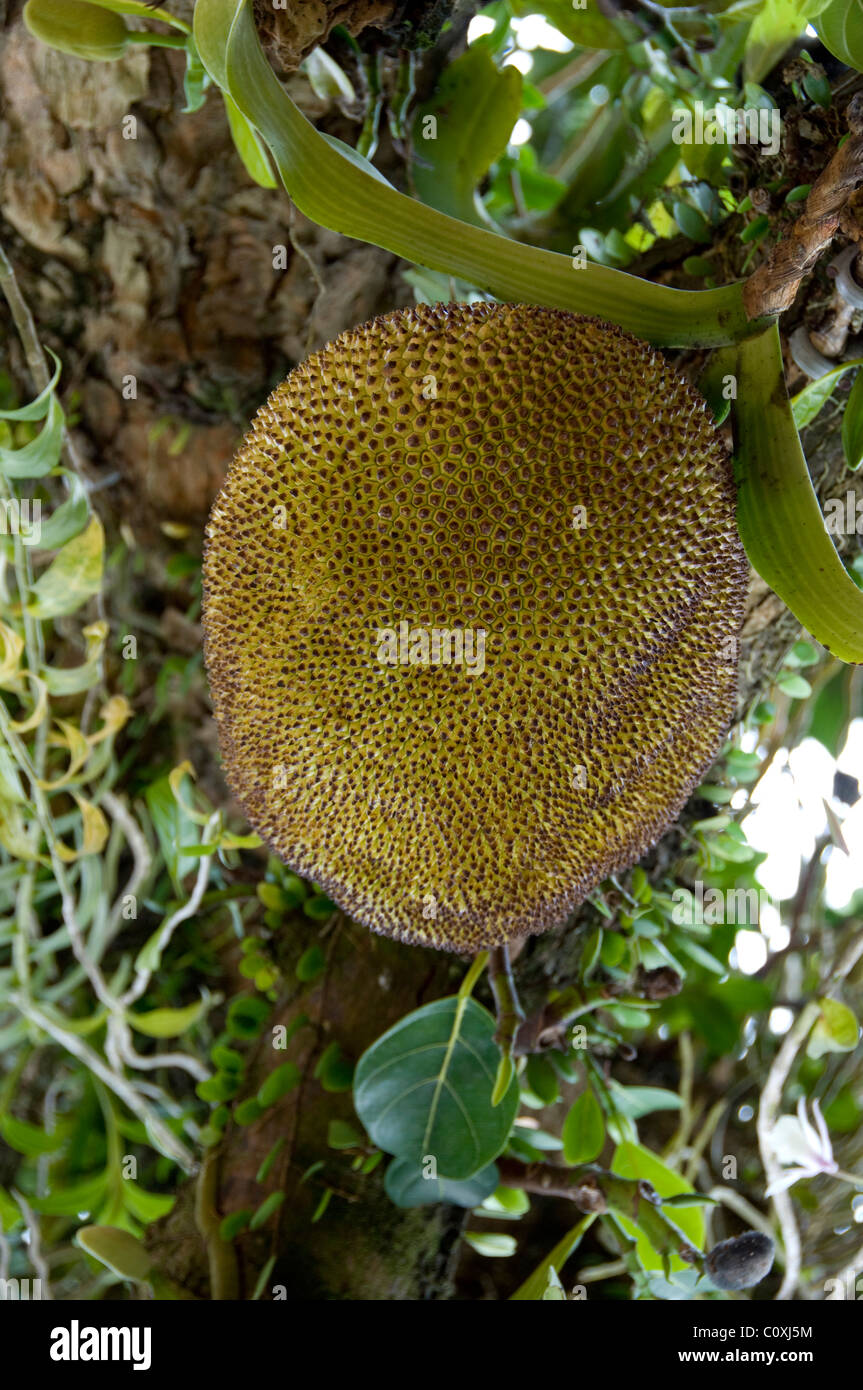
[203, 302, 747, 952]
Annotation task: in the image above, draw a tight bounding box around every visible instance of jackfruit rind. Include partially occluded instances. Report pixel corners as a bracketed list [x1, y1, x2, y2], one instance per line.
[203, 302, 747, 952]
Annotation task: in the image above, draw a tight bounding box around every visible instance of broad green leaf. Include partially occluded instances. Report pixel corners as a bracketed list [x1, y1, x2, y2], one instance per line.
[815, 0, 863, 70]
[412, 45, 522, 226]
[610, 1140, 704, 1272]
[842, 371, 863, 470]
[807, 997, 859, 1057]
[730, 324, 863, 662]
[27, 515, 103, 618]
[509, 1215, 597, 1300]
[191, 0, 756, 349]
[128, 999, 207, 1038]
[562, 1088, 605, 1164]
[353, 996, 518, 1180]
[384, 1157, 498, 1208]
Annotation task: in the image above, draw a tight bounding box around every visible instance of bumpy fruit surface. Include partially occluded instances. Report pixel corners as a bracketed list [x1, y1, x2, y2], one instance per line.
[24, 0, 130, 61]
[203, 303, 747, 952]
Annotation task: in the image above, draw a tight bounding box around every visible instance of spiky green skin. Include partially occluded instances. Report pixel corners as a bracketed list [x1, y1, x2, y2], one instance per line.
[203, 303, 747, 952]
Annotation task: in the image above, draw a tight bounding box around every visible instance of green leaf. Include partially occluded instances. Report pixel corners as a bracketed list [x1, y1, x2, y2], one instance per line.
[384, 1157, 499, 1208]
[807, 997, 859, 1057]
[0, 1112, 63, 1156]
[59, 0, 189, 23]
[510, 0, 640, 50]
[257, 1060, 300, 1107]
[0, 393, 64, 479]
[27, 515, 103, 617]
[787, 639, 820, 666]
[122, 1181, 175, 1222]
[0, 1186, 22, 1232]
[731, 324, 863, 662]
[327, 1120, 361, 1150]
[525, 1054, 560, 1107]
[35, 472, 90, 551]
[295, 944, 325, 981]
[76, 1226, 153, 1283]
[509, 1215, 597, 1300]
[842, 370, 863, 470]
[412, 45, 521, 226]
[302, 47, 355, 102]
[607, 1083, 684, 1121]
[143, 770, 200, 895]
[744, 0, 832, 84]
[674, 202, 711, 242]
[223, 92, 276, 188]
[463, 1231, 517, 1257]
[791, 359, 862, 430]
[249, 1191, 285, 1229]
[314, 1041, 353, 1093]
[610, 1141, 705, 1272]
[776, 671, 812, 699]
[808, 667, 850, 754]
[29, 1172, 107, 1215]
[128, 999, 207, 1037]
[815, 0, 863, 70]
[191, 0, 755, 349]
[562, 1089, 605, 1164]
[542, 1266, 567, 1299]
[0, 351, 61, 421]
[482, 1184, 530, 1217]
[354, 996, 518, 1180]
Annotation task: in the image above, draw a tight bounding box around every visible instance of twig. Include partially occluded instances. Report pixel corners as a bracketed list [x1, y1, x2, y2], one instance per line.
[756, 999, 820, 1300]
[488, 944, 524, 1055]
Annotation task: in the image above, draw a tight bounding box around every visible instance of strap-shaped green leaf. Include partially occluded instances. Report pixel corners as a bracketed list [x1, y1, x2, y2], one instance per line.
[0, 393, 64, 479]
[733, 324, 863, 663]
[193, 0, 759, 348]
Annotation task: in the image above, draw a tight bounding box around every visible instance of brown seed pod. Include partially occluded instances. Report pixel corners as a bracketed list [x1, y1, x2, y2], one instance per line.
[203, 302, 747, 952]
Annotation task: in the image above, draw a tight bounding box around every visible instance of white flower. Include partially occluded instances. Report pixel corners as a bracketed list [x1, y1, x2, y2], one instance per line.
[766, 1097, 838, 1196]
